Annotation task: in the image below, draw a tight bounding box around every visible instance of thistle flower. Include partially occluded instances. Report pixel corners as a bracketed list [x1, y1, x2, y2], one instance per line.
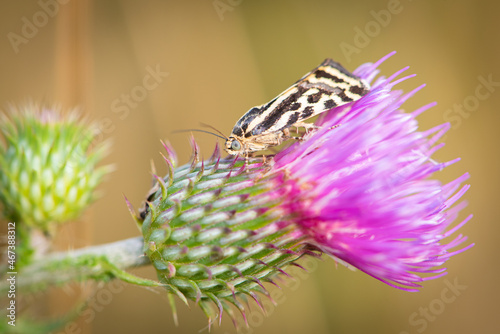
[140, 52, 473, 326]
[0, 105, 112, 233]
[273, 52, 474, 291]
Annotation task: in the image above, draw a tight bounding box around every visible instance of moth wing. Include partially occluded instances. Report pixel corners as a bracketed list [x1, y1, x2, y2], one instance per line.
[249, 59, 369, 136]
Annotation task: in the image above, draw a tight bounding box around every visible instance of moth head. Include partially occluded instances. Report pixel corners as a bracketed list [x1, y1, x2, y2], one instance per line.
[225, 137, 243, 155]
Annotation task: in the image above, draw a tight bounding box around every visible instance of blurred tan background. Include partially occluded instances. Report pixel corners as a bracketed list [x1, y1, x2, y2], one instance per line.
[1, 0, 498, 333]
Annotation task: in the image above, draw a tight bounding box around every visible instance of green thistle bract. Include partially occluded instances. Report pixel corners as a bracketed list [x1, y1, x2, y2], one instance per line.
[0, 105, 112, 232]
[140, 140, 316, 326]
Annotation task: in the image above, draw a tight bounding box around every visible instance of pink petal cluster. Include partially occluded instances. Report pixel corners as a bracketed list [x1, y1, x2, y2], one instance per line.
[274, 52, 473, 291]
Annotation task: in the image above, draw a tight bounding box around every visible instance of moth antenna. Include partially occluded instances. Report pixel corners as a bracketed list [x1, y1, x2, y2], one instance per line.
[172, 129, 226, 140]
[199, 123, 229, 140]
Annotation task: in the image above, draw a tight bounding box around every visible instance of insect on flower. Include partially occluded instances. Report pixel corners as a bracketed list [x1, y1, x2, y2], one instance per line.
[138, 53, 473, 326]
[224, 59, 370, 158]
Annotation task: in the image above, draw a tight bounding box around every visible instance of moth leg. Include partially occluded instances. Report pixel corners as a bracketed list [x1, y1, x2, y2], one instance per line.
[282, 128, 302, 141]
[293, 121, 321, 133]
[242, 143, 250, 171]
[244, 153, 252, 172]
[261, 154, 275, 171]
[274, 131, 285, 145]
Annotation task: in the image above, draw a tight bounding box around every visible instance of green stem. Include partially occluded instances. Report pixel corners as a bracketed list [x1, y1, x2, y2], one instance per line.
[1, 236, 157, 294]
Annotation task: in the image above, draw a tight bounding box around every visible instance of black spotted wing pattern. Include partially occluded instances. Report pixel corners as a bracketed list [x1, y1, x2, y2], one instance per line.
[231, 59, 370, 138]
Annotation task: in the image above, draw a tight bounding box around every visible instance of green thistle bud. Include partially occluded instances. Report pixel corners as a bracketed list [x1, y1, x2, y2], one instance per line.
[139, 140, 318, 326]
[0, 105, 112, 232]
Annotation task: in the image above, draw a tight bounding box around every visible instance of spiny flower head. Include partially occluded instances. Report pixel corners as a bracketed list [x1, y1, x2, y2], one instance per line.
[0, 104, 112, 232]
[139, 52, 473, 327]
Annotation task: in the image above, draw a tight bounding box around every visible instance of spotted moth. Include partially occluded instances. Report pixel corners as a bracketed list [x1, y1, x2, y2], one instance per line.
[224, 59, 370, 157]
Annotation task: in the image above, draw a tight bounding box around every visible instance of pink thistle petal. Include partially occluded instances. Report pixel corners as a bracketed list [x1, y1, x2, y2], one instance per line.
[270, 53, 473, 290]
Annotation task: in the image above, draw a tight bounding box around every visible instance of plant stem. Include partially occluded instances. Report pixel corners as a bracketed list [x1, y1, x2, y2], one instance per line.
[1, 236, 152, 294]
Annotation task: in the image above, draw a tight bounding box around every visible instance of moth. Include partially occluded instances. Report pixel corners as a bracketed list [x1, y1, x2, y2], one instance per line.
[224, 59, 370, 157]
